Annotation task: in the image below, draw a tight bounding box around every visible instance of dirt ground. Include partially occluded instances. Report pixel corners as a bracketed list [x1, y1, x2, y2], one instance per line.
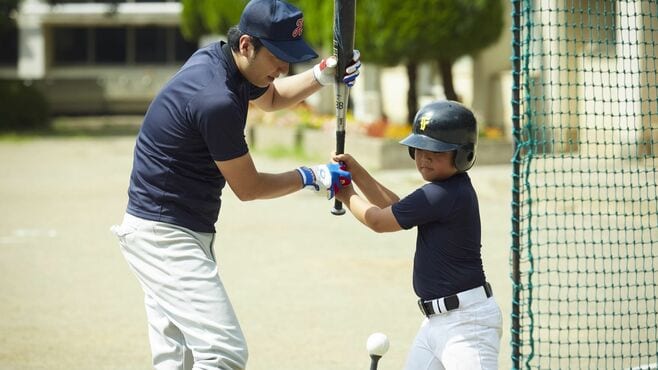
[0, 131, 513, 370]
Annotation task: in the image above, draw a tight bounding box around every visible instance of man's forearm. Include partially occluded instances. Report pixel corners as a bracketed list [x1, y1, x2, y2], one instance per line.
[268, 68, 323, 110]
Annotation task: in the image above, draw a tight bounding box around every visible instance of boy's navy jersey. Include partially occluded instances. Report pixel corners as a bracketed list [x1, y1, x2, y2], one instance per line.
[392, 172, 486, 300]
[127, 42, 268, 233]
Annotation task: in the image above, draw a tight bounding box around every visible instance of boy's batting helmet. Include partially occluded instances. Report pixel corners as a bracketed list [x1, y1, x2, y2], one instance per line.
[399, 100, 478, 172]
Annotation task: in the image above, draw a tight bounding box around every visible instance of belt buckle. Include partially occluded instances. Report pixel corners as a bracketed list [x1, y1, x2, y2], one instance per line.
[444, 294, 460, 311]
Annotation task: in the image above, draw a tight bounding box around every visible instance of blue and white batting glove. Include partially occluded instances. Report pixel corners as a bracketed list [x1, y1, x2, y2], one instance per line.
[312, 50, 361, 87]
[297, 163, 352, 199]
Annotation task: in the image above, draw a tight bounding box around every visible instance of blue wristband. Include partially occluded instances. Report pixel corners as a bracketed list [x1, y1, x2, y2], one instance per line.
[296, 166, 316, 189]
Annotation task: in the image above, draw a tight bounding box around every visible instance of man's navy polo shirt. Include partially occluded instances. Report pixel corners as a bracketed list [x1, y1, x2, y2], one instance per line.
[127, 42, 267, 233]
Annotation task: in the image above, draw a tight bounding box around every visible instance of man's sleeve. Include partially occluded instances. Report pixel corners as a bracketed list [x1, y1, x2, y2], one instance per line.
[249, 85, 268, 100]
[193, 94, 249, 162]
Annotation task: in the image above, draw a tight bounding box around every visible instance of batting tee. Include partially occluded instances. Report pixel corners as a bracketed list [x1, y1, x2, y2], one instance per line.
[510, 1, 658, 369]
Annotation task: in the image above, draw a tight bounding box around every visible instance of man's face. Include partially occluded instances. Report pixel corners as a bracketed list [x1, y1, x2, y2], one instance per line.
[241, 37, 290, 88]
[413, 149, 458, 182]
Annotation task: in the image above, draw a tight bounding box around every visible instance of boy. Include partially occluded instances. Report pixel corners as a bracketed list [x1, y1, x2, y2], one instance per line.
[334, 100, 502, 370]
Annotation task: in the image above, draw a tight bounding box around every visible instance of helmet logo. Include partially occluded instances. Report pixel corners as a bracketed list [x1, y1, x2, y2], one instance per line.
[419, 115, 430, 131]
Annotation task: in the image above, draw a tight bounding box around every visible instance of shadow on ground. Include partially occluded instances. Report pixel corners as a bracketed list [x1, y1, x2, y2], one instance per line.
[0, 115, 143, 139]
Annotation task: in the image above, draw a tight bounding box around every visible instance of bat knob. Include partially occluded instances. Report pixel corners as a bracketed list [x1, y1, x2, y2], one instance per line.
[331, 207, 346, 216]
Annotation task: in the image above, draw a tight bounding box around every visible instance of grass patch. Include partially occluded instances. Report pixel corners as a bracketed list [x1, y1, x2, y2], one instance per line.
[253, 144, 323, 162]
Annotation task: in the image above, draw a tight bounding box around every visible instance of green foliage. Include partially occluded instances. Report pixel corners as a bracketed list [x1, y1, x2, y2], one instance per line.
[181, 0, 331, 53]
[352, 0, 398, 65]
[352, 0, 504, 120]
[423, 0, 504, 62]
[180, 0, 503, 64]
[180, 0, 205, 40]
[356, 0, 504, 65]
[180, 0, 248, 40]
[289, 0, 333, 53]
[0, 81, 51, 132]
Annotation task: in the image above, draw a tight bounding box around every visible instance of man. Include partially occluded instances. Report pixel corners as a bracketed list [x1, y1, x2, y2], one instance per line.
[111, 0, 360, 369]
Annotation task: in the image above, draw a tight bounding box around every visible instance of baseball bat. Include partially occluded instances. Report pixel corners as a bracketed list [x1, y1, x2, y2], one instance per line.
[331, 0, 356, 216]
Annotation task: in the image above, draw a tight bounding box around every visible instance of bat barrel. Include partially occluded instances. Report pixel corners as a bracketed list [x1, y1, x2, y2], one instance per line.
[333, 0, 356, 83]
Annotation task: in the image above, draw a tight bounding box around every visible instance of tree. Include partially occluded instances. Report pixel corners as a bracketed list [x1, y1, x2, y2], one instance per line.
[355, 0, 504, 123]
[180, 0, 327, 76]
[180, 0, 248, 40]
[421, 0, 504, 103]
[179, 0, 504, 124]
[180, 0, 331, 51]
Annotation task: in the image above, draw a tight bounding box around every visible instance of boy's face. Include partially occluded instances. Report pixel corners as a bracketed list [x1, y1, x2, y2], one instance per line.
[413, 149, 458, 182]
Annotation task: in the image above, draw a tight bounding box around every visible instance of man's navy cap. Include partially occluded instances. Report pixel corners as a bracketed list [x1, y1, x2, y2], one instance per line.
[239, 0, 318, 63]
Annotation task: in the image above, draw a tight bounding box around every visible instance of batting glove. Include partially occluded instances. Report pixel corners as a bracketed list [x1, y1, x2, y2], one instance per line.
[297, 163, 352, 199]
[312, 50, 361, 87]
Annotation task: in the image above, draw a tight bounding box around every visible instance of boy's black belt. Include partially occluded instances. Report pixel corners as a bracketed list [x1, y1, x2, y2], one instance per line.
[418, 282, 493, 317]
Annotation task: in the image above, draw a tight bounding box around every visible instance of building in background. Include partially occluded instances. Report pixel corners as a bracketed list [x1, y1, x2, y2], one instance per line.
[2, 0, 514, 139]
[3, 0, 198, 114]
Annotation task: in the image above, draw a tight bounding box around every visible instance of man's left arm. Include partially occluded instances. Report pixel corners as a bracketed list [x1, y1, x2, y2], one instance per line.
[216, 153, 351, 201]
[252, 68, 321, 112]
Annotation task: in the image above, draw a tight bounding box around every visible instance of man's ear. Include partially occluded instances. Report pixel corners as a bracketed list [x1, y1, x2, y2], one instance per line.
[238, 35, 253, 56]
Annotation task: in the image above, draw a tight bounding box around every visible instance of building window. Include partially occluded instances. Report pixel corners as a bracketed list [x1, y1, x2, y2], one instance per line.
[51, 25, 197, 66]
[0, 25, 18, 65]
[95, 27, 127, 63]
[53, 27, 89, 64]
[135, 26, 167, 63]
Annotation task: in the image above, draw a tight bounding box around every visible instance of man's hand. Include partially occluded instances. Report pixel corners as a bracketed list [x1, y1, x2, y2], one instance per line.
[312, 50, 361, 87]
[297, 163, 352, 199]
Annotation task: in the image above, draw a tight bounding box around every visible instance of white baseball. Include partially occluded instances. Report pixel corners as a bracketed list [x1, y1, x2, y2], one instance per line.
[367, 332, 390, 356]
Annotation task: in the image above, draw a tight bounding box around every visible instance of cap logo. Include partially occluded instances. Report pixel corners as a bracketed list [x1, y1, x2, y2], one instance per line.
[292, 18, 304, 38]
[419, 115, 430, 131]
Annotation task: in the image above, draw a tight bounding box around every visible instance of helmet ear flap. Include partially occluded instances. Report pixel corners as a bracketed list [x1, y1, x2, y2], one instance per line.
[454, 144, 476, 172]
[408, 147, 415, 159]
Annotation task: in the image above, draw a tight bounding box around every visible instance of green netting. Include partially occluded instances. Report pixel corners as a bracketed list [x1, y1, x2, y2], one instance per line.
[511, 1, 658, 369]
